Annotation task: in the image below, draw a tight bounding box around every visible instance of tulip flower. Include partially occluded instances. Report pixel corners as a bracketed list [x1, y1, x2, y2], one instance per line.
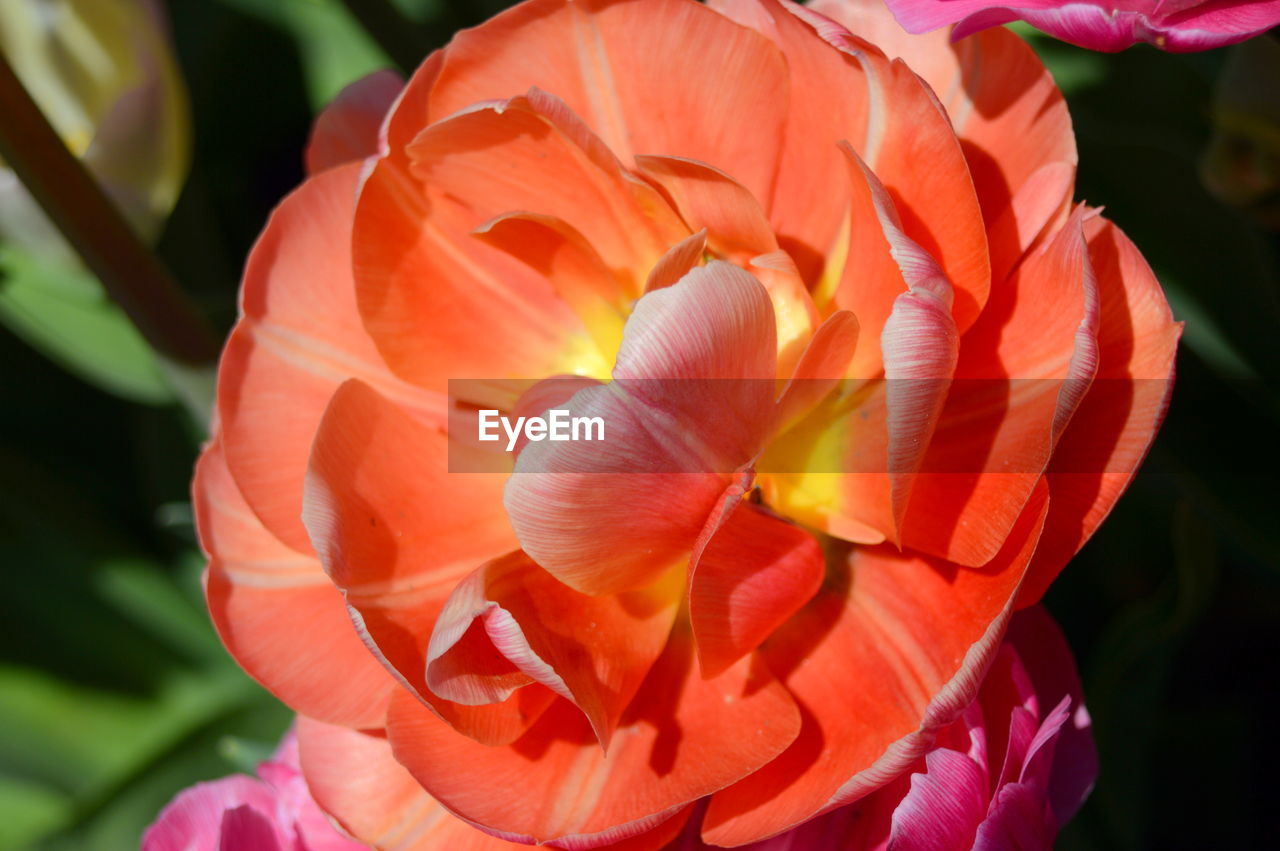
[882, 0, 1280, 51]
[196, 0, 1178, 846]
[142, 727, 366, 851]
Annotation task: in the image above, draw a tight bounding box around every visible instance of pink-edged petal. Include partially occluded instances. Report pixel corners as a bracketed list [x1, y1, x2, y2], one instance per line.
[888, 748, 989, 851]
[701, 480, 1048, 845]
[428, 0, 790, 204]
[689, 499, 823, 677]
[143, 775, 281, 851]
[387, 623, 800, 848]
[424, 560, 538, 707]
[302, 380, 543, 745]
[296, 717, 528, 850]
[382, 51, 443, 165]
[427, 551, 682, 747]
[505, 262, 777, 595]
[846, 145, 960, 541]
[1018, 216, 1181, 604]
[217, 163, 444, 553]
[196, 440, 396, 729]
[305, 69, 403, 175]
[898, 211, 1100, 567]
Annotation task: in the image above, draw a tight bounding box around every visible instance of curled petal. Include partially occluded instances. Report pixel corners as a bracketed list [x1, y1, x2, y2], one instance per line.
[388, 623, 800, 848]
[426, 551, 682, 747]
[303, 380, 534, 743]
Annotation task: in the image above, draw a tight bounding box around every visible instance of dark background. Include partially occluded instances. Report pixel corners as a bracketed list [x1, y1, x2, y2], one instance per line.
[1, 2, 1277, 847]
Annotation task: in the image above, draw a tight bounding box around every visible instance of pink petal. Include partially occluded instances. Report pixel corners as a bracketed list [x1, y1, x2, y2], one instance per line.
[218, 806, 285, 851]
[1006, 607, 1098, 825]
[143, 776, 281, 851]
[888, 748, 989, 851]
[971, 781, 1056, 850]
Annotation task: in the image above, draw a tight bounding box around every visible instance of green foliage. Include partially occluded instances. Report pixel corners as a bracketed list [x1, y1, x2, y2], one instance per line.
[0, 246, 174, 406]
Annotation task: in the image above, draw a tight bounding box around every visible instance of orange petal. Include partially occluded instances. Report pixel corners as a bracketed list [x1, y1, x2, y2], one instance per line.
[408, 91, 683, 292]
[296, 716, 528, 850]
[353, 155, 600, 394]
[382, 50, 443, 166]
[429, 0, 789, 204]
[946, 29, 1076, 283]
[722, 0, 989, 323]
[634, 155, 778, 261]
[1017, 216, 1181, 604]
[804, 0, 1075, 283]
[701, 480, 1049, 845]
[217, 163, 444, 553]
[305, 69, 403, 175]
[708, 0, 870, 283]
[796, 2, 990, 331]
[473, 212, 628, 355]
[774, 309, 860, 432]
[645, 230, 708, 293]
[632, 153, 820, 370]
[303, 379, 536, 744]
[427, 551, 682, 747]
[898, 210, 1101, 567]
[196, 440, 395, 729]
[387, 622, 800, 847]
[689, 502, 824, 677]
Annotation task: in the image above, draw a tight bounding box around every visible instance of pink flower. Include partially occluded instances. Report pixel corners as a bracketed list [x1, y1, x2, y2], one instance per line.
[666, 605, 1098, 849]
[881, 0, 1280, 51]
[142, 727, 366, 851]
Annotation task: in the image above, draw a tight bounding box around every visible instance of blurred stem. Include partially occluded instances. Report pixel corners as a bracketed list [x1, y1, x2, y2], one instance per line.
[0, 51, 219, 367]
[337, 0, 436, 74]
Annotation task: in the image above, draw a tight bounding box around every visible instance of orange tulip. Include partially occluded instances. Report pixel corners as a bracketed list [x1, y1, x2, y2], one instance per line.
[197, 0, 1179, 847]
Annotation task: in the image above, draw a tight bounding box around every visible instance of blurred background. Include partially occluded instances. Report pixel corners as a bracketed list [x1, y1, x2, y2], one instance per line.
[0, 1, 1277, 848]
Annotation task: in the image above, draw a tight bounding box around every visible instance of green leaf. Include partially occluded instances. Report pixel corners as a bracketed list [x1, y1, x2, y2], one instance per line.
[0, 777, 71, 850]
[0, 245, 174, 405]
